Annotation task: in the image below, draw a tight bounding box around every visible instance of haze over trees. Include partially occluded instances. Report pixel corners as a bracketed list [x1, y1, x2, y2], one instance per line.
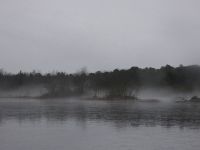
[0, 65, 200, 98]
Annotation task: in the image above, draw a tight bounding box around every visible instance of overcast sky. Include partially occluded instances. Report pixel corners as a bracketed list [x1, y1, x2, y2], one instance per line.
[0, 0, 200, 73]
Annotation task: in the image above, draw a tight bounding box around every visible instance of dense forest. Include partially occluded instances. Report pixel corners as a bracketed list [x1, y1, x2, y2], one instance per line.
[0, 65, 200, 98]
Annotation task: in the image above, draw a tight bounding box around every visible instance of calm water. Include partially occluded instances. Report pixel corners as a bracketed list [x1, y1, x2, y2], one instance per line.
[0, 98, 200, 150]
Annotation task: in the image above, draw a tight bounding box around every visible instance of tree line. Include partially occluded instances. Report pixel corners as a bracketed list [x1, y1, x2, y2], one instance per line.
[0, 65, 200, 98]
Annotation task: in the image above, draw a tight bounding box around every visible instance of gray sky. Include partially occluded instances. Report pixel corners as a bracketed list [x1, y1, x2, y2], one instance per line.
[1, 0, 200, 73]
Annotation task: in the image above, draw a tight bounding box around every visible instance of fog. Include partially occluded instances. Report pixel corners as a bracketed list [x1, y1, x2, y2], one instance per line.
[0, 65, 200, 102]
[1, 1, 200, 150]
[137, 87, 200, 102]
[0, 85, 200, 103]
[0, 0, 200, 100]
[0, 0, 200, 73]
[0, 85, 47, 98]
[1, 97, 200, 128]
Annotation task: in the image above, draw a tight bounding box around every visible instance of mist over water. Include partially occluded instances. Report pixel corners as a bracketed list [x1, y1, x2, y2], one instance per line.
[1, 65, 200, 102]
[137, 87, 200, 102]
[0, 98, 200, 150]
[1, 0, 200, 149]
[1, 68, 200, 150]
[0, 98, 200, 128]
[0, 86, 200, 104]
[0, 85, 47, 98]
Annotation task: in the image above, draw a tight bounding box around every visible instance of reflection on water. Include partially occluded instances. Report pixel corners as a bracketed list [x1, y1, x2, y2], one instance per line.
[0, 98, 200, 128]
[1, 98, 200, 150]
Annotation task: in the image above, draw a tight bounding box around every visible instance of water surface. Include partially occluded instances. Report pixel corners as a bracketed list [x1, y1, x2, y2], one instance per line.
[0, 98, 200, 150]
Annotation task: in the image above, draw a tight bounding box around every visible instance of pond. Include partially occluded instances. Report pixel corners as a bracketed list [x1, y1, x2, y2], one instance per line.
[0, 98, 200, 150]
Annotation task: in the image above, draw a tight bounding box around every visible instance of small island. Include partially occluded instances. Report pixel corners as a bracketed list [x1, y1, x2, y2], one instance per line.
[189, 96, 200, 102]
